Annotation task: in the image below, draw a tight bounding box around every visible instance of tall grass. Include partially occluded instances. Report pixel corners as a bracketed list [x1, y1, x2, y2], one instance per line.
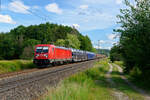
[114, 61, 124, 68]
[114, 61, 150, 93]
[0, 60, 36, 74]
[42, 59, 116, 100]
[128, 70, 150, 93]
[42, 59, 147, 100]
[111, 64, 145, 100]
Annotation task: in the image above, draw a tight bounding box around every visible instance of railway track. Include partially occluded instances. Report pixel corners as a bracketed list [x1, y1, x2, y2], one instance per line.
[0, 61, 87, 80]
[0, 59, 97, 100]
[0, 68, 39, 79]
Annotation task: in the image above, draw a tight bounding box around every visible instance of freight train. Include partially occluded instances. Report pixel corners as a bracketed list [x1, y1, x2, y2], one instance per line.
[33, 44, 102, 66]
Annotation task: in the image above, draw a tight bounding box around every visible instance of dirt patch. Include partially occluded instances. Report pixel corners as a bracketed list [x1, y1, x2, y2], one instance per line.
[106, 63, 130, 100]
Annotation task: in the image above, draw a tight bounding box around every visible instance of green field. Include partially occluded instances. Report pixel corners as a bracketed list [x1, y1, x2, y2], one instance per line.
[41, 59, 148, 100]
[0, 60, 36, 74]
[42, 59, 116, 100]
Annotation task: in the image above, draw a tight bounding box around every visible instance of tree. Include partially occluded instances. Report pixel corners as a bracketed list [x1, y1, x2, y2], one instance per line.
[65, 34, 81, 49]
[55, 39, 66, 47]
[79, 35, 93, 51]
[20, 39, 41, 59]
[0, 34, 15, 59]
[0, 22, 94, 60]
[110, 45, 122, 62]
[114, 0, 150, 73]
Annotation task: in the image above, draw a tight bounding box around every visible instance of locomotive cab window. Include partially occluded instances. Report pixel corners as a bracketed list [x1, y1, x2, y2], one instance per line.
[36, 46, 49, 53]
[43, 47, 49, 53]
[36, 47, 42, 53]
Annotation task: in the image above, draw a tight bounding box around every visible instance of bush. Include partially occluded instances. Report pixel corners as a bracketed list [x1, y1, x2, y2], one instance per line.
[129, 67, 142, 78]
[0, 60, 37, 74]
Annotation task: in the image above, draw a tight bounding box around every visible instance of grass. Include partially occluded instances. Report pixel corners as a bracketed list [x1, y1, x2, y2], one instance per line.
[42, 59, 116, 100]
[127, 72, 150, 94]
[42, 59, 148, 100]
[114, 61, 150, 94]
[111, 64, 145, 100]
[114, 61, 124, 68]
[0, 60, 37, 74]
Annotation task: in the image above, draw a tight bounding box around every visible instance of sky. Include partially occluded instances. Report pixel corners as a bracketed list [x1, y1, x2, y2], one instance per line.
[0, 0, 126, 49]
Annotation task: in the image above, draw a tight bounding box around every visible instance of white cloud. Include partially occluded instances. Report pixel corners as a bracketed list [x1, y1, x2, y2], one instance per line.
[116, 0, 122, 5]
[103, 46, 111, 50]
[72, 24, 80, 29]
[81, 13, 115, 31]
[79, 5, 88, 10]
[0, 14, 16, 24]
[58, 9, 116, 31]
[32, 6, 39, 9]
[45, 3, 62, 14]
[99, 40, 105, 44]
[94, 45, 111, 50]
[57, 0, 121, 31]
[107, 34, 116, 40]
[94, 45, 102, 49]
[92, 40, 106, 45]
[8, 0, 30, 14]
[97, 40, 117, 45]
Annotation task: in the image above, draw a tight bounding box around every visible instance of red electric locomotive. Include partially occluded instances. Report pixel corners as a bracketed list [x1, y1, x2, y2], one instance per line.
[33, 44, 72, 66]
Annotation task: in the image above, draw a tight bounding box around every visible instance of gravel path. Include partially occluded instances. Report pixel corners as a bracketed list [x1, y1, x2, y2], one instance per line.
[106, 63, 130, 100]
[114, 64, 150, 100]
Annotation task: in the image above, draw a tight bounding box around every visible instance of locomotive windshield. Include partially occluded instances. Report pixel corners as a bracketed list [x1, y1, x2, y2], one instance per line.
[36, 46, 49, 53]
[43, 47, 49, 53]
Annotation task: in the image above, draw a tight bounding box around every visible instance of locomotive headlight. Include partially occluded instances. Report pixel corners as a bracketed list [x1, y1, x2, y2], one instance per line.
[36, 54, 39, 57]
[44, 54, 48, 58]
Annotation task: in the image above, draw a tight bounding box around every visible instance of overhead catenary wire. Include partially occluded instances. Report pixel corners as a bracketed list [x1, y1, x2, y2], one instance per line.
[6, 0, 53, 43]
[7, 0, 50, 22]
[32, 8, 52, 22]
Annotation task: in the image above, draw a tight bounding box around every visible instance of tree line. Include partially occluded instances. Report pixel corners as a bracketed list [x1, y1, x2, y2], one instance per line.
[0, 22, 96, 60]
[110, 0, 150, 76]
[97, 49, 110, 57]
